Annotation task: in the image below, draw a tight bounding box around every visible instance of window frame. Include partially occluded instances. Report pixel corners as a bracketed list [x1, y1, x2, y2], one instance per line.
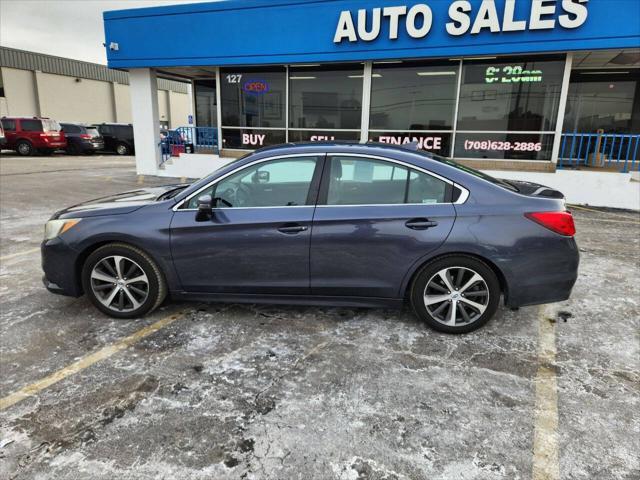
[174, 152, 469, 212]
[317, 154, 455, 206]
[175, 153, 326, 211]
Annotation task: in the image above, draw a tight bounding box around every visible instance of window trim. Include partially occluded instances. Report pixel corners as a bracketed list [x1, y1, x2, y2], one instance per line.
[173, 152, 469, 212]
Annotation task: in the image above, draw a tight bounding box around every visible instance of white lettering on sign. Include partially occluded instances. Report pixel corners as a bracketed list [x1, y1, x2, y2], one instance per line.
[242, 133, 266, 146]
[310, 135, 336, 141]
[377, 135, 442, 151]
[335, 1, 589, 42]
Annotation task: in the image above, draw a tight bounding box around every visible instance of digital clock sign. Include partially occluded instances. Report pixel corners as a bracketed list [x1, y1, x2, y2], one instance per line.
[485, 65, 543, 84]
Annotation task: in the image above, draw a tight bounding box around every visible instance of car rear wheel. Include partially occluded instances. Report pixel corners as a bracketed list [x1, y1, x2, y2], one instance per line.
[410, 256, 501, 334]
[81, 243, 167, 319]
[115, 143, 130, 155]
[16, 140, 33, 156]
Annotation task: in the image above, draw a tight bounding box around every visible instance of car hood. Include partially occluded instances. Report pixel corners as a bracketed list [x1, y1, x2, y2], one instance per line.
[54, 184, 189, 219]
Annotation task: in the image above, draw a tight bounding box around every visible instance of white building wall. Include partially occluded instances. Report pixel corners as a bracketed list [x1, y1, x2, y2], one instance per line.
[113, 83, 132, 123]
[36, 71, 114, 123]
[1, 67, 39, 117]
[158, 89, 170, 126]
[169, 90, 191, 129]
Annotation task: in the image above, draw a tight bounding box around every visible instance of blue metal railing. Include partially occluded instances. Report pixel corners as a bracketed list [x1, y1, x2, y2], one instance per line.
[558, 132, 640, 173]
[160, 126, 219, 165]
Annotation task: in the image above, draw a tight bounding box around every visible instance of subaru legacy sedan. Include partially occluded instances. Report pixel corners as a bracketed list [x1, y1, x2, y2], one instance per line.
[42, 143, 579, 333]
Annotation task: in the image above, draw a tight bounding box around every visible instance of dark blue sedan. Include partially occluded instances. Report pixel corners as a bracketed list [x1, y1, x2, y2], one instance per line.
[42, 143, 579, 333]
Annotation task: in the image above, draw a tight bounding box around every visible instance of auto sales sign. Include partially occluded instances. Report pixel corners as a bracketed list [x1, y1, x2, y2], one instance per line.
[334, 0, 589, 43]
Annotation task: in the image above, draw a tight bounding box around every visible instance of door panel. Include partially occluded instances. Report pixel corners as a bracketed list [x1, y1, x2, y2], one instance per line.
[170, 207, 314, 294]
[310, 204, 456, 298]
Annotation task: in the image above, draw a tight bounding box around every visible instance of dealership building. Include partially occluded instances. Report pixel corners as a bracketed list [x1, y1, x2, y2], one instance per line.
[102, 0, 640, 208]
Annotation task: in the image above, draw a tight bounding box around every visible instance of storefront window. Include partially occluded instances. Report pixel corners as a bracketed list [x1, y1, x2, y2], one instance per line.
[564, 70, 639, 134]
[457, 56, 565, 132]
[288, 130, 360, 143]
[220, 67, 286, 149]
[370, 61, 458, 131]
[289, 64, 363, 131]
[454, 132, 555, 161]
[194, 79, 217, 127]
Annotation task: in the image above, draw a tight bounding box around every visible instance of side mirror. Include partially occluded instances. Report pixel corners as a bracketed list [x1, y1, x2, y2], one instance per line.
[195, 194, 212, 221]
[252, 170, 270, 184]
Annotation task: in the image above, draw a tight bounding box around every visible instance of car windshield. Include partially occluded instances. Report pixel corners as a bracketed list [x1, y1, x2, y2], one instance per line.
[42, 119, 62, 132]
[418, 151, 518, 192]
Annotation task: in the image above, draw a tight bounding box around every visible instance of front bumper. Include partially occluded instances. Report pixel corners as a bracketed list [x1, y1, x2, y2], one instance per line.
[41, 238, 83, 297]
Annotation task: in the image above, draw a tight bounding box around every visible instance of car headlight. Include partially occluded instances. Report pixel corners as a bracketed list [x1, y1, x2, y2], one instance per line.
[44, 219, 81, 240]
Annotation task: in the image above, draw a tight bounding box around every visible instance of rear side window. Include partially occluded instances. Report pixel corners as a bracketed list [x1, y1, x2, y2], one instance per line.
[42, 119, 61, 132]
[326, 156, 448, 206]
[62, 124, 81, 134]
[21, 119, 42, 131]
[1, 119, 16, 131]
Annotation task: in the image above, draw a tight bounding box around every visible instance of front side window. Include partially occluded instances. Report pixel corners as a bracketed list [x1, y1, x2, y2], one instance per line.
[187, 156, 321, 209]
[326, 156, 447, 206]
[21, 119, 43, 132]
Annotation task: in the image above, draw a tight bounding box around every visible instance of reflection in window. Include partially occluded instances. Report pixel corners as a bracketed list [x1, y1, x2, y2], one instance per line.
[457, 56, 565, 132]
[326, 156, 447, 205]
[564, 71, 639, 134]
[289, 64, 363, 130]
[194, 79, 217, 127]
[188, 157, 321, 209]
[370, 61, 458, 131]
[220, 68, 286, 128]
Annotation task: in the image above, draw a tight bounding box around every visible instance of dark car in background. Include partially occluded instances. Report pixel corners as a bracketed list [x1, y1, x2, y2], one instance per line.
[92, 123, 134, 155]
[60, 123, 104, 155]
[1, 117, 66, 156]
[41, 142, 579, 334]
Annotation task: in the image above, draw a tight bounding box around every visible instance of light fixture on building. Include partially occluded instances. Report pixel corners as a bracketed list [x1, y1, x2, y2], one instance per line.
[416, 71, 457, 76]
[347, 74, 382, 78]
[289, 76, 317, 80]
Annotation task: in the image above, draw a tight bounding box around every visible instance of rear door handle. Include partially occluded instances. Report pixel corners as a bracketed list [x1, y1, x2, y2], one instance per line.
[277, 223, 308, 234]
[405, 218, 438, 230]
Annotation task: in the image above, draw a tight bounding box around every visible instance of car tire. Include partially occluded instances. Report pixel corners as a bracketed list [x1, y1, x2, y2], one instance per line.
[410, 255, 501, 334]
[81, 243, 167, 319]
[16, 140, 33, 156]
[115, 143, 130, 155]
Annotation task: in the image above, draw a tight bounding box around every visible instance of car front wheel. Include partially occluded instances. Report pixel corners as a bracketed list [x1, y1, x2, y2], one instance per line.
[81, 243, 167, 318]
[410, 256, 501, 334]
[115, 143, 130, 155]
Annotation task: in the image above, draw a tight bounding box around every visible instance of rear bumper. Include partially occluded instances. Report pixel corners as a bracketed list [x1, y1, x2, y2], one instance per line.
[41, 238, 82, 297]
[503, 237, 580, 308]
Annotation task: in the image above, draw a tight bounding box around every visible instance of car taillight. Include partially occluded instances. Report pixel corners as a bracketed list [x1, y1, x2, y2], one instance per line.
[525, 211, 576, 237]
[80, 134, 92, 139]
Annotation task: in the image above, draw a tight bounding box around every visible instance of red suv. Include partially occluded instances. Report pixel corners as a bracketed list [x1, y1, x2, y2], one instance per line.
[0, 117, 67, 156]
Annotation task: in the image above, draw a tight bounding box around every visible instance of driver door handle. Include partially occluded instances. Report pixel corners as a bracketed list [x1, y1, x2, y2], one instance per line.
[405, 218, 438, 230]
[277, 223, 308, 235]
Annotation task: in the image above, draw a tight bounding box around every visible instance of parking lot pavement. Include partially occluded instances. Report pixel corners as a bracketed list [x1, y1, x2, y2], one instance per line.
[0, 154, 638, 479]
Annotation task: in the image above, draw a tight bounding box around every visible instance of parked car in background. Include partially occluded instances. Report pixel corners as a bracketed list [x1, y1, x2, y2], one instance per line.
[92, 123, 134, 155]
[41, 142, 579, 334]
[0, 117, 66, 156]
[0, 122, 6, 149]
[60, 123, 104, 155]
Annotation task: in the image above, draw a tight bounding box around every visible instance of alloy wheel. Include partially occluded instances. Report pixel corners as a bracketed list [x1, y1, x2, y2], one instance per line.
[423, 267, 490, 327]
[90, 255, 149, 313]
[116, 144, 128, 155]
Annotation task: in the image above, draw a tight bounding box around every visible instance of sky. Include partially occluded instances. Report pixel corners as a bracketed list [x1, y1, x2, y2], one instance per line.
[0, 0, 214, 65]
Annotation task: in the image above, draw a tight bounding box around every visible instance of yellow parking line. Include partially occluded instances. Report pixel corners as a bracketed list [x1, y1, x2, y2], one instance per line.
[0, 248, 41, 261]
[0, 311, 186, 410]
[532, 304, 560, 480]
